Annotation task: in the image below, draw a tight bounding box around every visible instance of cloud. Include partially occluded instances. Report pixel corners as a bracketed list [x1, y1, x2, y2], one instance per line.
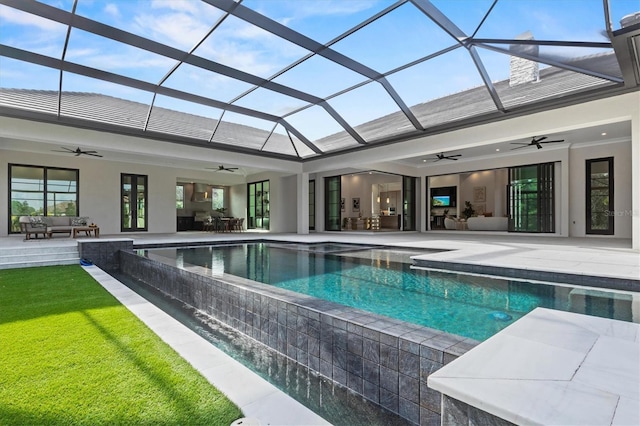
[131, 2, 220, 51]
[0, 5, 61, 31]
[104, 3, 120, 19]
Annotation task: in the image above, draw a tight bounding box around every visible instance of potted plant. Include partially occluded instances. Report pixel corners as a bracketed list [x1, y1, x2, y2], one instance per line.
[461, 201, 475, 220]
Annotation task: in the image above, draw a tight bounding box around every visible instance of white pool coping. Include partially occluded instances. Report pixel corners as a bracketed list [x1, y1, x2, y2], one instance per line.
[82, 265, 330, 426]
[428, 307, 640, 425]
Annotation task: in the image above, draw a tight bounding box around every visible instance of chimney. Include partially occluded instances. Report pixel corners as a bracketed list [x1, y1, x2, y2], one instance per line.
[509, 31, 539, 86]
[620, 12, 640, 28]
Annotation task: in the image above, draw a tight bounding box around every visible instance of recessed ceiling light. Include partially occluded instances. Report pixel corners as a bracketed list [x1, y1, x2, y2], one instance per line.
[423, 159, 427, 162]
[496, 148, 500, 152]
[601, 132, 607, 136]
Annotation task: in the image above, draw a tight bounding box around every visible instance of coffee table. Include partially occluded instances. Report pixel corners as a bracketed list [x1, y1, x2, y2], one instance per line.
[72, 226, 100, 238]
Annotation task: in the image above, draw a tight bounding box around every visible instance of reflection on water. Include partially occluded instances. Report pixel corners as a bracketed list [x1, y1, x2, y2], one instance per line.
[113, 272, 411, 426]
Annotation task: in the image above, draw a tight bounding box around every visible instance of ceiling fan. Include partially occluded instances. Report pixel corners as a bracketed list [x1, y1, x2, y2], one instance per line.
[51, 146, 103, 157]
[208, 165, 239, 172]
[510, 136, 565, 150]
[427, 152, 462, 162]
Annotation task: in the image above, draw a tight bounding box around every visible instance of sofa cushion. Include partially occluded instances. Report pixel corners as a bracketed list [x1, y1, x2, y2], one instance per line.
[51, 216, 70, 226]
[29, 217, 47, 228]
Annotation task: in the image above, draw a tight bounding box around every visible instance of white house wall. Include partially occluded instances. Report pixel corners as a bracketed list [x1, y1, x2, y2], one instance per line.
[1, 149, 174, 235]
[245, 171, 298, 233]
[569, 140, 632, 239]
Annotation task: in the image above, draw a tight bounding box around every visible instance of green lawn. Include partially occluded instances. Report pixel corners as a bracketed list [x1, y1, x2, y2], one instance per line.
[0, 265, 242, 425]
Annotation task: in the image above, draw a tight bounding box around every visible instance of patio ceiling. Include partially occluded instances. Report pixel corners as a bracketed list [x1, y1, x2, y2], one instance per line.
[0, 0, 638, 161]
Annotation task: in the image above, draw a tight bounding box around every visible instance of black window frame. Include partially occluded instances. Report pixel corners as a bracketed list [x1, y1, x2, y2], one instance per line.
[8, 163, 79, 234]
[309, 179, 315, 231]
[586, 157, 614, 235]
[121, 173, 148, 232]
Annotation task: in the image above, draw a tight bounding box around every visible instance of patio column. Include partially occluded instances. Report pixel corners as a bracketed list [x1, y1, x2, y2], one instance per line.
[632, 104, 640, 250]
[297, 172, 309, 234]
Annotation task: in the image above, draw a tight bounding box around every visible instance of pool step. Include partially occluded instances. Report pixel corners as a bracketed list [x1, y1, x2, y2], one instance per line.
[0, 245, 80, 270]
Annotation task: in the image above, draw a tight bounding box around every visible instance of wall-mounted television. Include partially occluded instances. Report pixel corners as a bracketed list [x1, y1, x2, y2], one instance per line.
[432, 195, 451, 207]
[430, 186, 457, 208]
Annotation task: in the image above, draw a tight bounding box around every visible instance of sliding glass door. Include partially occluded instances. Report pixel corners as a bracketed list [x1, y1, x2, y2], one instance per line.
[508, 163, 554, 233]
[247, 180, 269, 230]
[324, 176, 341, 231]
[402, 176, 416, 231]
[309, 180, 315, 231]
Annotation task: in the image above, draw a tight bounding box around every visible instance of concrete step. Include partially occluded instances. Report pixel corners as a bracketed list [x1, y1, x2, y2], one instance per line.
[0, 245, 80, 270]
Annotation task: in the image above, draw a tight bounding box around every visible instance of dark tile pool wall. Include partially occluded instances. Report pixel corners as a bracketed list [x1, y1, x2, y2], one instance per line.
[120, 250, 479, 426]
[79, 240, 133, 271]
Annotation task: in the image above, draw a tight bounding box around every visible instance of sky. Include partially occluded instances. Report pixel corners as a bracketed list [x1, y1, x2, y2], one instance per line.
[0, 0, 637, 146]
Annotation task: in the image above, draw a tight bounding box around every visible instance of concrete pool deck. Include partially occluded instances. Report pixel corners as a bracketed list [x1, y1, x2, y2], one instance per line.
[428, 307, 640, 426]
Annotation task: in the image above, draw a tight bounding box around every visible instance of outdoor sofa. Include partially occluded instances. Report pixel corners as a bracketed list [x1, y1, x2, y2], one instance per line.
[19, 216, 92, 239]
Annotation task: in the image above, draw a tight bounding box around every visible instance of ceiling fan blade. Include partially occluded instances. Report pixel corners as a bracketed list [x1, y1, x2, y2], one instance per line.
[532, 136, 547, 143]
[540, 139, 564, 144]
[52, 147, 74, 153]
[510, 142, 529, 146]
[510, 145, 531, 150]
[86, 153, 103, 157]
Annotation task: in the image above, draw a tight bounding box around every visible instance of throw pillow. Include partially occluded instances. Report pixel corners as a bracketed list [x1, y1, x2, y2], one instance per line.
[71, 217, 88, 226]
[29, 217, 46, 228]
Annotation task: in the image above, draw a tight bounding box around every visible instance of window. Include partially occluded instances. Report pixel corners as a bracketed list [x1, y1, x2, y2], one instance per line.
[586, 157, 614, 235]
[122, 174, 147, 232]
[9, 164, 78, 233]
[176, 185, 184, 209]
[211, 187, 225, 211]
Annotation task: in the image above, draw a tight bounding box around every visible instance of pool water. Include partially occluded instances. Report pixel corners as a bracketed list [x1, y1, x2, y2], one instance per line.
[145, 242, 636, 341]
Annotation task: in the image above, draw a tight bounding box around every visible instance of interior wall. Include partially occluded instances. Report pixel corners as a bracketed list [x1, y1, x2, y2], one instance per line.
[177, 182, 233, 217]
[341, 174, 402, 220]
[459, 169, 508, 217]
[569, 140, 632, 238]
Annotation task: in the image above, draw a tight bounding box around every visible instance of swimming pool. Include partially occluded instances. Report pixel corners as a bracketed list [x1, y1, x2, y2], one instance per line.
[144, 242, 636, 341]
